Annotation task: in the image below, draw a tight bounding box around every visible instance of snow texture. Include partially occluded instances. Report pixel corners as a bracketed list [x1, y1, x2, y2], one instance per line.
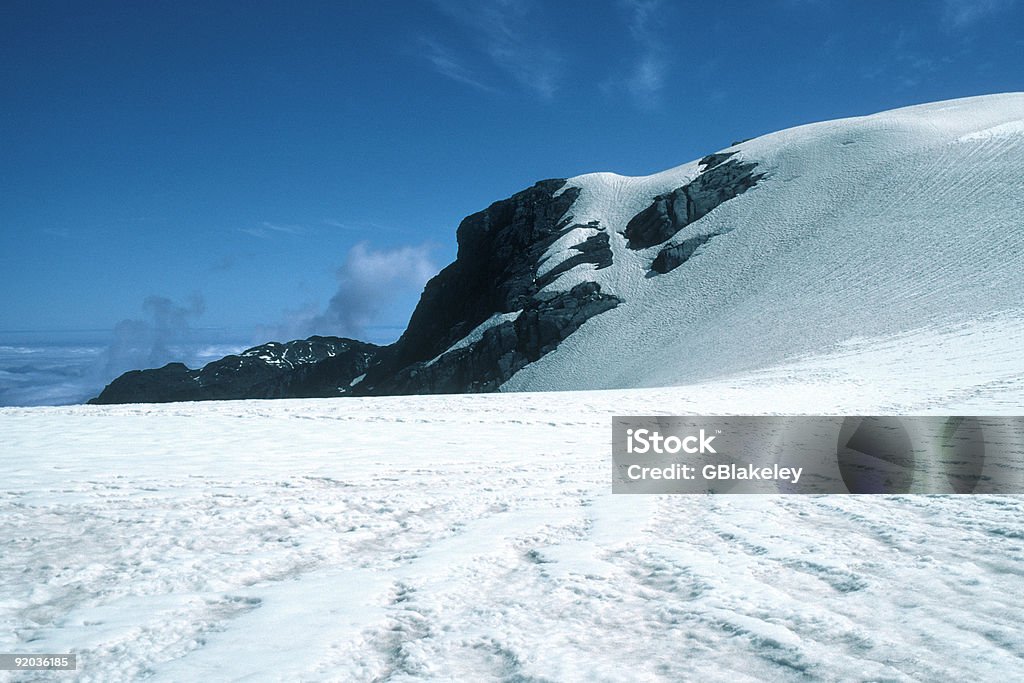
[510, 93, 1024, 393]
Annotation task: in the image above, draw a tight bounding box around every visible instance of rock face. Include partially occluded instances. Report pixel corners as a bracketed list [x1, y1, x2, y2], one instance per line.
[624, 152, 764, 250]
[369, 179, 583, 373]
[651, 233, 720, 274]
[362, 282, 620, 395]
[89, 337, 379, 404]
[535, 227, 612, 290]
[352, 180, 622, 396]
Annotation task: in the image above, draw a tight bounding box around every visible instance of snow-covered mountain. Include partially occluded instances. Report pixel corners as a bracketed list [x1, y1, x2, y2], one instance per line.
[92, 93, 1024, 403]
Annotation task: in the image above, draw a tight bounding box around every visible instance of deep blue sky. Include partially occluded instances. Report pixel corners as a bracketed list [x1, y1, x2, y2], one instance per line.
[2, 0, 1023, 347]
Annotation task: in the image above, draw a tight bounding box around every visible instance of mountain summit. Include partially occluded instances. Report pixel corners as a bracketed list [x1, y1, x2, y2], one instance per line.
[91, 93, 1024, 404]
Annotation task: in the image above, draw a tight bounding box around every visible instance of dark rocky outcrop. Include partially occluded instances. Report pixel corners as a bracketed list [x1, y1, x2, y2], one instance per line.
[352, 177, 626, 394]
[89, 362, 206, 405]
[535, 229, 612, 290]
[624, 153, 764, 249]
[361, 281, 622, 395]
[651, 234, 717, 274]
[89, 336, 380, 404]
[353, 180, 622, 395]
[368, 179, 582, 375]
[698, 152, 736, 171]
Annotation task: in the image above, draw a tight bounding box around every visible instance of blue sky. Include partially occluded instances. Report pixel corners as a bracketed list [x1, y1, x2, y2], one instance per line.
[1, 0, 1022, 366]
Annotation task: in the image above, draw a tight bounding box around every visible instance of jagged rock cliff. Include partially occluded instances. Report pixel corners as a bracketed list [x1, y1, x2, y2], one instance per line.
[354, 180, 622, 395]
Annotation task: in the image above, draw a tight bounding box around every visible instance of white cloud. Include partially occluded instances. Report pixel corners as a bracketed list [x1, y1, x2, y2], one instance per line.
[268, 242, 438, 342]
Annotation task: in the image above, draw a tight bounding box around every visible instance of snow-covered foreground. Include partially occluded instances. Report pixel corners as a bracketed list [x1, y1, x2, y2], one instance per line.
[3, 329, 1024, 682]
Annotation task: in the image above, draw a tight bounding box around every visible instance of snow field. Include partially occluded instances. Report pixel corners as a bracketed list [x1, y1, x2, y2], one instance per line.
[3, 364, 1024, 681]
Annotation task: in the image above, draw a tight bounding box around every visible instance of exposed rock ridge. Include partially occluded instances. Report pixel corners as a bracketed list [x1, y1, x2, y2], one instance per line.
[624, 152, 764, 250]
[360, 281, 621, 395]
[89, 336, 379, 404]
[356, 178, 623, 394]
[535, 224, 613, 290]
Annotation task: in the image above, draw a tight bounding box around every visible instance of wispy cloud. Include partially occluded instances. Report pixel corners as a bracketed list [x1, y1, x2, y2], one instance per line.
[420, 37, 497, 93]
[626, 54, 667, 101]
[602, 0, 669, 107]
[322, 219, 362, 231]
[0, 296, 254, 406]
[237, 221, 307, 239]
[264, 242, 438, 342]
[942, 0, 1016, 28]
[423, 0, 562, 99]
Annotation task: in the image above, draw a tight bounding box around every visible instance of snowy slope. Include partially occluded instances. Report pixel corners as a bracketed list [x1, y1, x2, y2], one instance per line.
[4, 324, 1024, 682]
[503, 93, 1024, 391]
